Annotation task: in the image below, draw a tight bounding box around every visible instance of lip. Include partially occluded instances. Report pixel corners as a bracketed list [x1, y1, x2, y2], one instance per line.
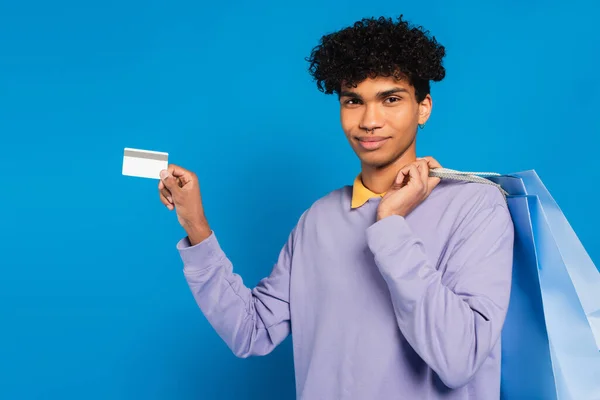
[355, 136, 390, 150]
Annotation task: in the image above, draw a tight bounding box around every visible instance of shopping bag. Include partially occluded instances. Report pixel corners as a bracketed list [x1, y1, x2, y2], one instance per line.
[499, 194, 558, 399]
[495, 171, 600, 400]
[510, 170, 600, 350]
[430, 169, 600, 399]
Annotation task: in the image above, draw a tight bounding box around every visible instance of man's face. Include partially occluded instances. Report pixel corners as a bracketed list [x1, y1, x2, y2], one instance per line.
[339, 76, 432, 170]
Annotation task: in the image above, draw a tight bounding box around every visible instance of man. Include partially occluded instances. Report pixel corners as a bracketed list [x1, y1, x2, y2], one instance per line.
[158, 15, 514, 399]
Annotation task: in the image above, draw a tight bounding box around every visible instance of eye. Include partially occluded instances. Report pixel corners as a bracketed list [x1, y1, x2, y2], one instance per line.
[343, 98, 362, 106]
[384, 96, 402, 104]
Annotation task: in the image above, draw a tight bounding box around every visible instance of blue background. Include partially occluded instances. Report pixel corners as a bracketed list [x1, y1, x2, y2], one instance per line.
[1, 0, 598, 399]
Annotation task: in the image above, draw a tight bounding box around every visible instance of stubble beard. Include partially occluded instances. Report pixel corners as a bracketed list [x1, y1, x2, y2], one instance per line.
[363, 134, 417, 171]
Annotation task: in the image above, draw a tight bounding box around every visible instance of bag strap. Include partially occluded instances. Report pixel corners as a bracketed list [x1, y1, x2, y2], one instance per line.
[429, 167, 509, 198]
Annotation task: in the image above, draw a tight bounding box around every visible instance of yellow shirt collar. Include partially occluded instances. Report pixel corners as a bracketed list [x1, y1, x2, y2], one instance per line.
[351, 174, 386, 209]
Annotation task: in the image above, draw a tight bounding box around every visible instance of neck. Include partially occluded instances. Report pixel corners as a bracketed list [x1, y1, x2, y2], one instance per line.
[360, 148, 417, 194]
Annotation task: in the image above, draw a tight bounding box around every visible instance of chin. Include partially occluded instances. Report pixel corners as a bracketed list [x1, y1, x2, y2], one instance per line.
[357, 152, 395, 169]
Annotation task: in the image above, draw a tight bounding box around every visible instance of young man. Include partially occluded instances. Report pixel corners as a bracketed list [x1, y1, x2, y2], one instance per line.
[158, 15, 514, 400]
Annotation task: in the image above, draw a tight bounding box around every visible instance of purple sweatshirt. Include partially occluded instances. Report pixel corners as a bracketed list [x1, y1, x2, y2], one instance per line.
[176, 179, 514, 399]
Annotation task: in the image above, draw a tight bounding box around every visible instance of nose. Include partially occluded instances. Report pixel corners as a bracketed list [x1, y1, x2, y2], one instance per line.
[359, 103, 384, 133]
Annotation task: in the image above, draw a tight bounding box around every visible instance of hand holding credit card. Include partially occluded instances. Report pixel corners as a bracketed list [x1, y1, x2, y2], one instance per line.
[158, 165, 212, 245]
[121, 147, 212, 245]
[122, 147, 211, 244]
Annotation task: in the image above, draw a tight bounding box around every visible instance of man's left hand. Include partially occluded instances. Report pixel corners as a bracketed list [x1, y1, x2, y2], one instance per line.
[376, 156, 442, 220]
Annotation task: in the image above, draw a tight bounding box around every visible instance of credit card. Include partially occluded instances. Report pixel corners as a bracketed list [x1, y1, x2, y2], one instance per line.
[122, 147, 168, 179]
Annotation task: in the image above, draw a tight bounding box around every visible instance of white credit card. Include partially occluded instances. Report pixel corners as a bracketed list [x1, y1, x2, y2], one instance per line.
[122, 147, 168, 179]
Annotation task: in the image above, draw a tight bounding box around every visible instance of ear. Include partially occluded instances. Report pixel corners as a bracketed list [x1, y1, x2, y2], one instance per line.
[418, 94, 432, 125]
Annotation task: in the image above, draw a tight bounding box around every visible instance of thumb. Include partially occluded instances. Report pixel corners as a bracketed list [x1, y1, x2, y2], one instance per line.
[390, 169, 406, 190]
[396, 167, 412, 185]
[395, 171, 404, 184]
[160, 170, 180, 192]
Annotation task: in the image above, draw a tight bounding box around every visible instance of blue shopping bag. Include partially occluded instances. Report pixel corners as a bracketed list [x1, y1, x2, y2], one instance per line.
[498, 193, 558, 399]
[493, 171, 600, 400]
[431, 169, 600, 399]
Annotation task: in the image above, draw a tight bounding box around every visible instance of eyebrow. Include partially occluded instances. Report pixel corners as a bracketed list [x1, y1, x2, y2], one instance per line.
[339, 87, 409, 100]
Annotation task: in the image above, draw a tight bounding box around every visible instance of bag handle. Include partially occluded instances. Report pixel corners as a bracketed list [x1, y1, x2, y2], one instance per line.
[429, 167, 509, 198]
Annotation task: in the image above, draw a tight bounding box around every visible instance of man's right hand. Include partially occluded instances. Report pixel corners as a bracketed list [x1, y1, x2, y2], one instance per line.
[158, 164, 211, 245]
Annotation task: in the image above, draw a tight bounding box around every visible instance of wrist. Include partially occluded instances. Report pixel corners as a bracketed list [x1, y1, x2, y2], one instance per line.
[377, 209, 405, 221]
[377, 212, 390, 221]
[377, 206, 393, 221]
[184, 218, 211, 246]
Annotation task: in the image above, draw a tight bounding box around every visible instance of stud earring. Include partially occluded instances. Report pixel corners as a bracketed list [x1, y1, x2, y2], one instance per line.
[418, 123, 425, 129]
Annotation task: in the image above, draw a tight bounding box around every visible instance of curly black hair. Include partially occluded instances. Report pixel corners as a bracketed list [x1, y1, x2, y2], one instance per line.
[306, 15, 446, 102]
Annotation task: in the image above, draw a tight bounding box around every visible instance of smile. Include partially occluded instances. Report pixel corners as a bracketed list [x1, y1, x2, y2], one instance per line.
[356, 137, 390, 150]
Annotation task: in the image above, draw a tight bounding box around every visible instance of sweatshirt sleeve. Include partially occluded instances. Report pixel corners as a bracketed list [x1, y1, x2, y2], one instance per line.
[366, 202, 514, 389]
[176, 228, 295, 358]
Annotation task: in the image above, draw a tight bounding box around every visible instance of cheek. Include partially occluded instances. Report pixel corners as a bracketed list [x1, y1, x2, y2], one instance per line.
[340, 110, 358, 134]
[386, 106, 418, 130]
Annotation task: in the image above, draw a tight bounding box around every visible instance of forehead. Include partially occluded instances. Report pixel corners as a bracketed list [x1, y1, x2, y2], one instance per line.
[341, 76, 414, 95]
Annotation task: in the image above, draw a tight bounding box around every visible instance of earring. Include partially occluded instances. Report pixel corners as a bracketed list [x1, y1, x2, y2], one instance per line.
[418, 123, 425, 129]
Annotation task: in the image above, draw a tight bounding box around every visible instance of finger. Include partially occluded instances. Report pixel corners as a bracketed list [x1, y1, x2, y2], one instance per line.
[158, 180, 173, 204]
[160, 187, 173, 203]
[160, 170, 182, 193]
[408, 164, 420, 176]
[415, 159, 429, 184]
[424, 163, 441, 193]
[428, 175, 441, 187]
[394, 166, 410, 187]
[427, 175, 441, 195]
[159, 191, 174, 210]
[415, 158, 441, 193]
[418, 156, 442, 169]
[407, 165, 424, 190]
[167, 164, 195, 186]
[395, 169, 405, 184]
